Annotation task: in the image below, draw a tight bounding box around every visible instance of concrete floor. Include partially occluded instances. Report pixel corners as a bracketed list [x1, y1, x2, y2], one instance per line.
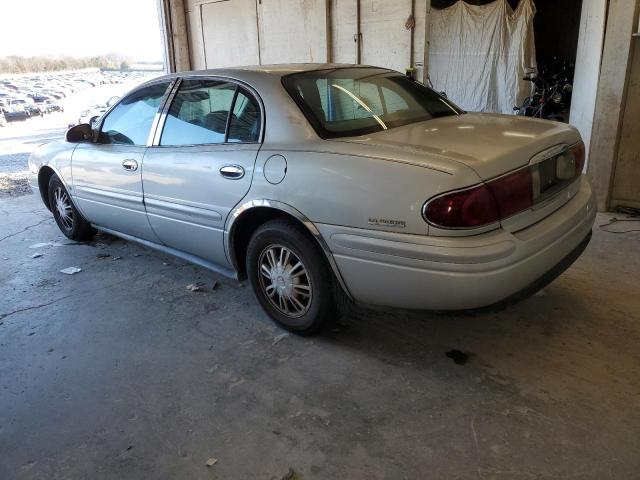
[1, 193, 639, 479]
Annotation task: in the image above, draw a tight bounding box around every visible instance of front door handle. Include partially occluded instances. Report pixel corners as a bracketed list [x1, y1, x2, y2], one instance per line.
[122, 159, 138, 171]
[219, 165, 245, 180]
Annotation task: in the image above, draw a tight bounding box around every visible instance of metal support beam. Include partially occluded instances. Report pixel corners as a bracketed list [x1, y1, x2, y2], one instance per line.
[157, 0, 192, 73]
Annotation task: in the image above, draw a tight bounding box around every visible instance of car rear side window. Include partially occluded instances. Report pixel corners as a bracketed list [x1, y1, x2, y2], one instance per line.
[99, 81, 171, 146]
[160, 80, 261, 146]
[227, 89, 261, 143]
[282, 68, 461, 139]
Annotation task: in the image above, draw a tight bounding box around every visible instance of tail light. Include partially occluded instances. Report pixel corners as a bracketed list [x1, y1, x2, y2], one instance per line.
[570, 141, 585, 175]
[423, 141, 584, 229]
[423, 184, 500, 228]
[425, 169, 533, 228]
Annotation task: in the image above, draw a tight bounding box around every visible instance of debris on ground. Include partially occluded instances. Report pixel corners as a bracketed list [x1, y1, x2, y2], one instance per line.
[30, 253, 43, 259]
[112, 256, 122, 261]
[205, 457, 218, 467]
[29, 242, 52, 249]
[60, 266, 82, 275]
[0, 172, 32, 198]
[281, 467, 297, 480]
[534, 289, 547, 297]
[95, 253, 111, 259]
[272, 332, 289, 345]
[211, 280, 218, 290]
[446, 349, 470, 365]
[186, 282, 206, 292]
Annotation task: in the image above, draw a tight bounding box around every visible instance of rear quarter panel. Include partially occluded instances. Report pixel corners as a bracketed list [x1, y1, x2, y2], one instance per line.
[244, 146, 484, 236]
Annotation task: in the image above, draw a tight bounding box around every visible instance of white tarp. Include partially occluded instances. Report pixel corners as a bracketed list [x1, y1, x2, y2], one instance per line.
[428, 0, 537, 114]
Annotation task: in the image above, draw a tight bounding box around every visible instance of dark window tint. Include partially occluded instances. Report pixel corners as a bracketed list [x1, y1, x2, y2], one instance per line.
[282, 68, 461, 139]
[99, 81, 170, 145]
[160, 79, 236, 146]
[227, 88, 261, 143]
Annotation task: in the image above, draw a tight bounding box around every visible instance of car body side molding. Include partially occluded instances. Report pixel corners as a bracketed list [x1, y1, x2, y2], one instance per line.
[94, 225, 239, 280]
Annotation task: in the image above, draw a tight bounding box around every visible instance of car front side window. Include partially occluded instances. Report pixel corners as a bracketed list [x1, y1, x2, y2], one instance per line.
[98, 81, 171, 146]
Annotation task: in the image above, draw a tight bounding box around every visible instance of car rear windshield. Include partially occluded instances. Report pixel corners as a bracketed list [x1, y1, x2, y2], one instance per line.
[282, 67, 462, 139]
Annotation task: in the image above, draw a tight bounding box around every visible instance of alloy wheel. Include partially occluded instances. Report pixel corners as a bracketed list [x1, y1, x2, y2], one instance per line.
[258, 244, 313, 318]
[53, 186, 73, 230]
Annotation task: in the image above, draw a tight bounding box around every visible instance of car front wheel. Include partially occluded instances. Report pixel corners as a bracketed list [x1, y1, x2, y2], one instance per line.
[247, 219, 343, 335]
[48, 174, 95, 241]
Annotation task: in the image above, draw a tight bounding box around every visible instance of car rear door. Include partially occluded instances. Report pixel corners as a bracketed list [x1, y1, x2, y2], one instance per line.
[141, 77, 263, 268]
[71, 80, 173, 241]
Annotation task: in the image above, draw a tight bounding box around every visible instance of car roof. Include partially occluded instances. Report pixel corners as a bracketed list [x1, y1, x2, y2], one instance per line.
[141, 63, 390, 86]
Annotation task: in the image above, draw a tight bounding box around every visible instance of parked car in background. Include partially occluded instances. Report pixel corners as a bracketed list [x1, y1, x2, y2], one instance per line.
[77, 96, 118, 126]
[44, 101, 64, 113]
[28, 64, 596, 334]
[25, 104, 45, 117]
[3, 99, 31, 121]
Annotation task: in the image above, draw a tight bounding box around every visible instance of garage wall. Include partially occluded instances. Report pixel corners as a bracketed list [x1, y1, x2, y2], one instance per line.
[569, 0, 607, 166]
[201, 0, 261, 68]
[359, 0, 414, 73]
[610, 39, 640, 209]
[183, 0, 428, 78]
[185, 0, 330, 69]
[258, 0, 329, 64]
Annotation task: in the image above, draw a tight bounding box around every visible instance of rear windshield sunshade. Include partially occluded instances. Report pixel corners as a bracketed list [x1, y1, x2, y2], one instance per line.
[282, 67, 462, 139]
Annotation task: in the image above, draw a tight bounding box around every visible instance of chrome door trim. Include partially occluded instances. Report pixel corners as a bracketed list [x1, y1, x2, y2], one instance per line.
[146, 78, 179, 147]
[225, 199, 353, 299]
[151, 77, 182, 146]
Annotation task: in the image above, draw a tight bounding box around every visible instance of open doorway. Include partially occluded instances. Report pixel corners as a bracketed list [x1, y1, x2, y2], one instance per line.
[429, 0, 584, 121]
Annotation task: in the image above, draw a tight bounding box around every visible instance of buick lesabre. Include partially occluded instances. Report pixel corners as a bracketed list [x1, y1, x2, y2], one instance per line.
[28, 64, 596, 334]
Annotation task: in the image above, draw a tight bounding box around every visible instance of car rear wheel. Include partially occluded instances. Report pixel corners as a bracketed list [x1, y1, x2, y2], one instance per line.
[247, 219, 343, 335]
[48, 174, 95, 241]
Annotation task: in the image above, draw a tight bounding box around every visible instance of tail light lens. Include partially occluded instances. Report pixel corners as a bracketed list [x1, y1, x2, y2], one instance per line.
[424, 184, 499, 228]
[424, 142, 584, 229]
[570, 141, 585, 175]
[425, 169, 533, 228]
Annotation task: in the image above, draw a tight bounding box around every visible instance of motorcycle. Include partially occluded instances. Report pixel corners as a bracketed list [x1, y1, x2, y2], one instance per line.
[514, 61, 573, 121]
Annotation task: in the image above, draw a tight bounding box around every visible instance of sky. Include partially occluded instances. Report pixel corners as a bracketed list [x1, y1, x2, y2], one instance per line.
[0, 0, 164, 61]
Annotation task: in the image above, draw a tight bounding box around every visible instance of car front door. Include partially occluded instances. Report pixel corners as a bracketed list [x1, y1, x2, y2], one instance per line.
[141, 78, 263, 268]
[71, 80, 173, 240]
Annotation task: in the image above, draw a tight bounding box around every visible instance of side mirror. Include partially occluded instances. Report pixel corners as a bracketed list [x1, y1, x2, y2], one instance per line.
[66, 123, 93, 143]
[89, 115, 100, 126]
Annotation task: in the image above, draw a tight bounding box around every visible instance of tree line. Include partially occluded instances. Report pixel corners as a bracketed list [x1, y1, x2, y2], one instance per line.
[0, 53, 134, 74]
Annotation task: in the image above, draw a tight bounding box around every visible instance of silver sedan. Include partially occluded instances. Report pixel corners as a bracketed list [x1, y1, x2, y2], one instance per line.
[29, 64, 596, 334]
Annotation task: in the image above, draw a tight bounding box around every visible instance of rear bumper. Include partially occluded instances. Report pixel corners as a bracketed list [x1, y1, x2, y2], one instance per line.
[318, 176, 596, 310]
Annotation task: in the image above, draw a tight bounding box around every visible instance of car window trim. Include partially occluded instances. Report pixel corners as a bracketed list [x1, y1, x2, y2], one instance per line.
[151, 75, 265, 148]
[92, 78, 177, 147]
[224, 87, 240, 143]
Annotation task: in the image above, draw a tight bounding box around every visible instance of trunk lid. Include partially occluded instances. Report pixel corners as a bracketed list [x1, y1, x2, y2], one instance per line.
[335, 112, 582, 180]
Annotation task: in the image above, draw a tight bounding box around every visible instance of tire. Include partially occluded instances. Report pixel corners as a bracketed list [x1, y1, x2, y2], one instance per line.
[246, 219, 343, 335]
[48, 174, 95, 241]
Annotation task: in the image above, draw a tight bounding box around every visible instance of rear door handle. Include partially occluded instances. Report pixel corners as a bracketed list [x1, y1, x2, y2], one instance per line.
[122, 159, 138, 171]
[219, 165, 245, 180]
